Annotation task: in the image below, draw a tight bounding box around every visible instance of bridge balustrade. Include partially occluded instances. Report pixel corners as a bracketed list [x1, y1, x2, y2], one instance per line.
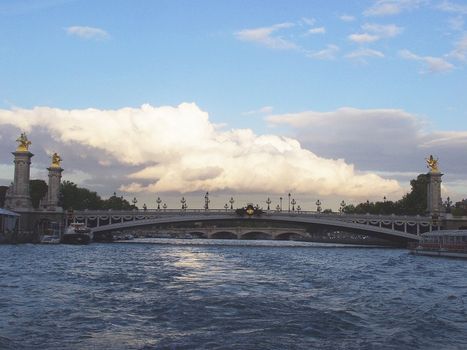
[71, 208, 437, 235]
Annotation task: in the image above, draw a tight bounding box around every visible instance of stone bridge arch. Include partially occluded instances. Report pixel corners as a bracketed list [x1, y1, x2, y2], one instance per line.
[276, 232, 307, 240]
[240, 231, 272, 240]
[210, 231, 238, 239]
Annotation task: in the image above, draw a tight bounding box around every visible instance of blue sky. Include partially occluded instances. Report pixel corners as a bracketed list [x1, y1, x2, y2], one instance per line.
[0, 0, 466, 209]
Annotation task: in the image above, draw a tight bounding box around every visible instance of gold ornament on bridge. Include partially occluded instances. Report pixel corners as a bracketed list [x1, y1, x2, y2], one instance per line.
[51, 152, 62, 168]
[16, 132, 32, 152]
[426, 155, 439, 173]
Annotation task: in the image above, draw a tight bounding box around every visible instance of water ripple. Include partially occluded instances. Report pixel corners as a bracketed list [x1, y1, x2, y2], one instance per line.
[0, 241, 466, 349]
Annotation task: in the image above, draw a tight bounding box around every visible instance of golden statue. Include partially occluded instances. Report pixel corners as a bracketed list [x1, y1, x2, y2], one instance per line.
[426, 155, 439, 172]
[51, 152, 62, 168]
[16, 132, 32, 152]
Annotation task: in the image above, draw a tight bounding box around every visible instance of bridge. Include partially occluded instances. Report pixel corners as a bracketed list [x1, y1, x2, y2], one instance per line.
[70, 209, 435, 245]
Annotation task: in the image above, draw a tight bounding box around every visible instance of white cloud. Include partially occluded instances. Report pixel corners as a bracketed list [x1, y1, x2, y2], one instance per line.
[307, 44, 340, 60]
[437, 1, 467, 15]
[361, 23, 403, 38]
[346, 48, 385, 59]
[242, 106, 274, 116]
[399, 49, 455, 73]
[266, 107, 467, 196]
[65, 26, 109, 40]
[307, 27, 326, 34]
[447, 34, 467, 61]
[349, 23, 403, 44]
[348, 33, 380, 43]
[340, 14, 356, 22]
[234, 23, 297, 50]
[0, 103, 402, 198]
[364, 0, 424, 16]
[448, 16, 465, 31]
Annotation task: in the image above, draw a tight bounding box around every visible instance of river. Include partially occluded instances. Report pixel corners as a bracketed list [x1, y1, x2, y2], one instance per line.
[1, 240, 466, 349]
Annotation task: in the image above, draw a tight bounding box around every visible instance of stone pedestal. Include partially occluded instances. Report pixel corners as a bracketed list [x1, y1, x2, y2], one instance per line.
[41, 166, 64, 211]
[427, 171, 443, 218]
[4, 151, 34, 211]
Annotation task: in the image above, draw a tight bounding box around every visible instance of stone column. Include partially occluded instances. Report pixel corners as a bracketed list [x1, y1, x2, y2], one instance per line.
[42, 166, 64, 211]
[427, 171, 443, 218]
[4, 150, 34, 211]
[41, 152, 64, 212]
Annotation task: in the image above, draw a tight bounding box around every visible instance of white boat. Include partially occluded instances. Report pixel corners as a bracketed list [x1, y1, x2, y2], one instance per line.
[40, 235, 61, 244]
[61, 222, 93, 245]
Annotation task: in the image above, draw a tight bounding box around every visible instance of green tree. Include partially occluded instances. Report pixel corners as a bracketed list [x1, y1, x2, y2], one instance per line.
[59, 181, 104, 210]
[30, 179, 48, 209]
[396, 174, 428, 215]
[102, 193, 133, 210]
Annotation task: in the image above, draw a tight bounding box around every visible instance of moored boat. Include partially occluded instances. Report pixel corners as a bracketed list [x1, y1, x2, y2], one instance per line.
[61, 222, 93, 245]
[411, 230, 467, 259]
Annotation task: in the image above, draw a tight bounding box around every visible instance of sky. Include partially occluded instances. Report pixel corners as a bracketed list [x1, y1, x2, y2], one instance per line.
[0, 0, 466, 210]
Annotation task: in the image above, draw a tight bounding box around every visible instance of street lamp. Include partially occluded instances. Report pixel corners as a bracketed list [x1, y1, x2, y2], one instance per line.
[280, 197, 283, 211]
[224, 203, 228, 211]
[297, 205, 301, 213]
[316, 199, 322, 213]
[181, 197, 186, 211]
[291, 198, 296, 211]
[143, 203, 147, 211]
[288, 193, 291, 212]
[266, 197, 271, 211]
[339, 200, 346, 213]
[163, 203, 167, 211]
[204, 192, 210, 210]
[156, 196, 162, 210]
[132, 197, 138, 210]
[276, 204, 280, 212]
[229, 197, 234, 210]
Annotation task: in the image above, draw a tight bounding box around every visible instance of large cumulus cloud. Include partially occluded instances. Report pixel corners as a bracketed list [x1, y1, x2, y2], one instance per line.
[0, 103, 401, 199]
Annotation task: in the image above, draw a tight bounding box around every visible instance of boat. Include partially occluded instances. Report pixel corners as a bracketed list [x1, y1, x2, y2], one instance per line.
[40, 235, 61, 244]
[411, 230, 467, 259]
[61, 222, 93, 245]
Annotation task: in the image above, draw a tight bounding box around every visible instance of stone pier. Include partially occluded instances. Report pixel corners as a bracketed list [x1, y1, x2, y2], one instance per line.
[4, 134, 34, 211]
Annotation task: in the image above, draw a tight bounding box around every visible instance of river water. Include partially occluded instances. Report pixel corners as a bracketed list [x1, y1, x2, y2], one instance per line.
[1, 240, 466, 349]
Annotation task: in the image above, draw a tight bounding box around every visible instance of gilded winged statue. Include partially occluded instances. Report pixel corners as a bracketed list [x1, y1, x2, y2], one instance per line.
[426, 155, 439, 172]
[51, 152, 62, 167]
[16, 132, 32, 151]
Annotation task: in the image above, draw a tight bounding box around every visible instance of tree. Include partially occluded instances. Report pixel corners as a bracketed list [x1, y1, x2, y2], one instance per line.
[30, 179, 48, 209]
[59, 181, 103, 210]
[396, 174, 427, 215]
[342, 174, 428, 216]
[102, 193, 133, 210]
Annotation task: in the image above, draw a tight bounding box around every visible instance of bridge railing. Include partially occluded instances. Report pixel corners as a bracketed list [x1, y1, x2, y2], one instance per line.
[71, 208, 437, 235]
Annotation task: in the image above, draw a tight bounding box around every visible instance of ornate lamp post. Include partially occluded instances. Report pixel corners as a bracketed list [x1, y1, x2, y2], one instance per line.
[280, 197, 283, 211]
[291, 198, 296, 211]
[204, 192, 210, 210]
[132, 197, 138, 210]
[297, 205, 301, 213]
[288, 193, 291, 212]
[339, 200, 346, 213]
[181, 197, 186, 211]
[143, 203, 147, 211]
[229, 197, 234, 209]
[156, 196, 162, 210]
[224, 203, 228, 211]
[163, 203, 167, 211]
[276, 204, 280, 212]
[266, 197, 271, 211]
[316, 199, 322, 213]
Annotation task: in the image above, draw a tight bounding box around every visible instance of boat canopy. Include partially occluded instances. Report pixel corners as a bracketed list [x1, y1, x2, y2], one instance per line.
[422, 230, 467, 237]
[0, 208, 19, 232]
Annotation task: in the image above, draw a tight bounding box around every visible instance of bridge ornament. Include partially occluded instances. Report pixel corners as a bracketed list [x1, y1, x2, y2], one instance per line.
[236, 204, 264, 217]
